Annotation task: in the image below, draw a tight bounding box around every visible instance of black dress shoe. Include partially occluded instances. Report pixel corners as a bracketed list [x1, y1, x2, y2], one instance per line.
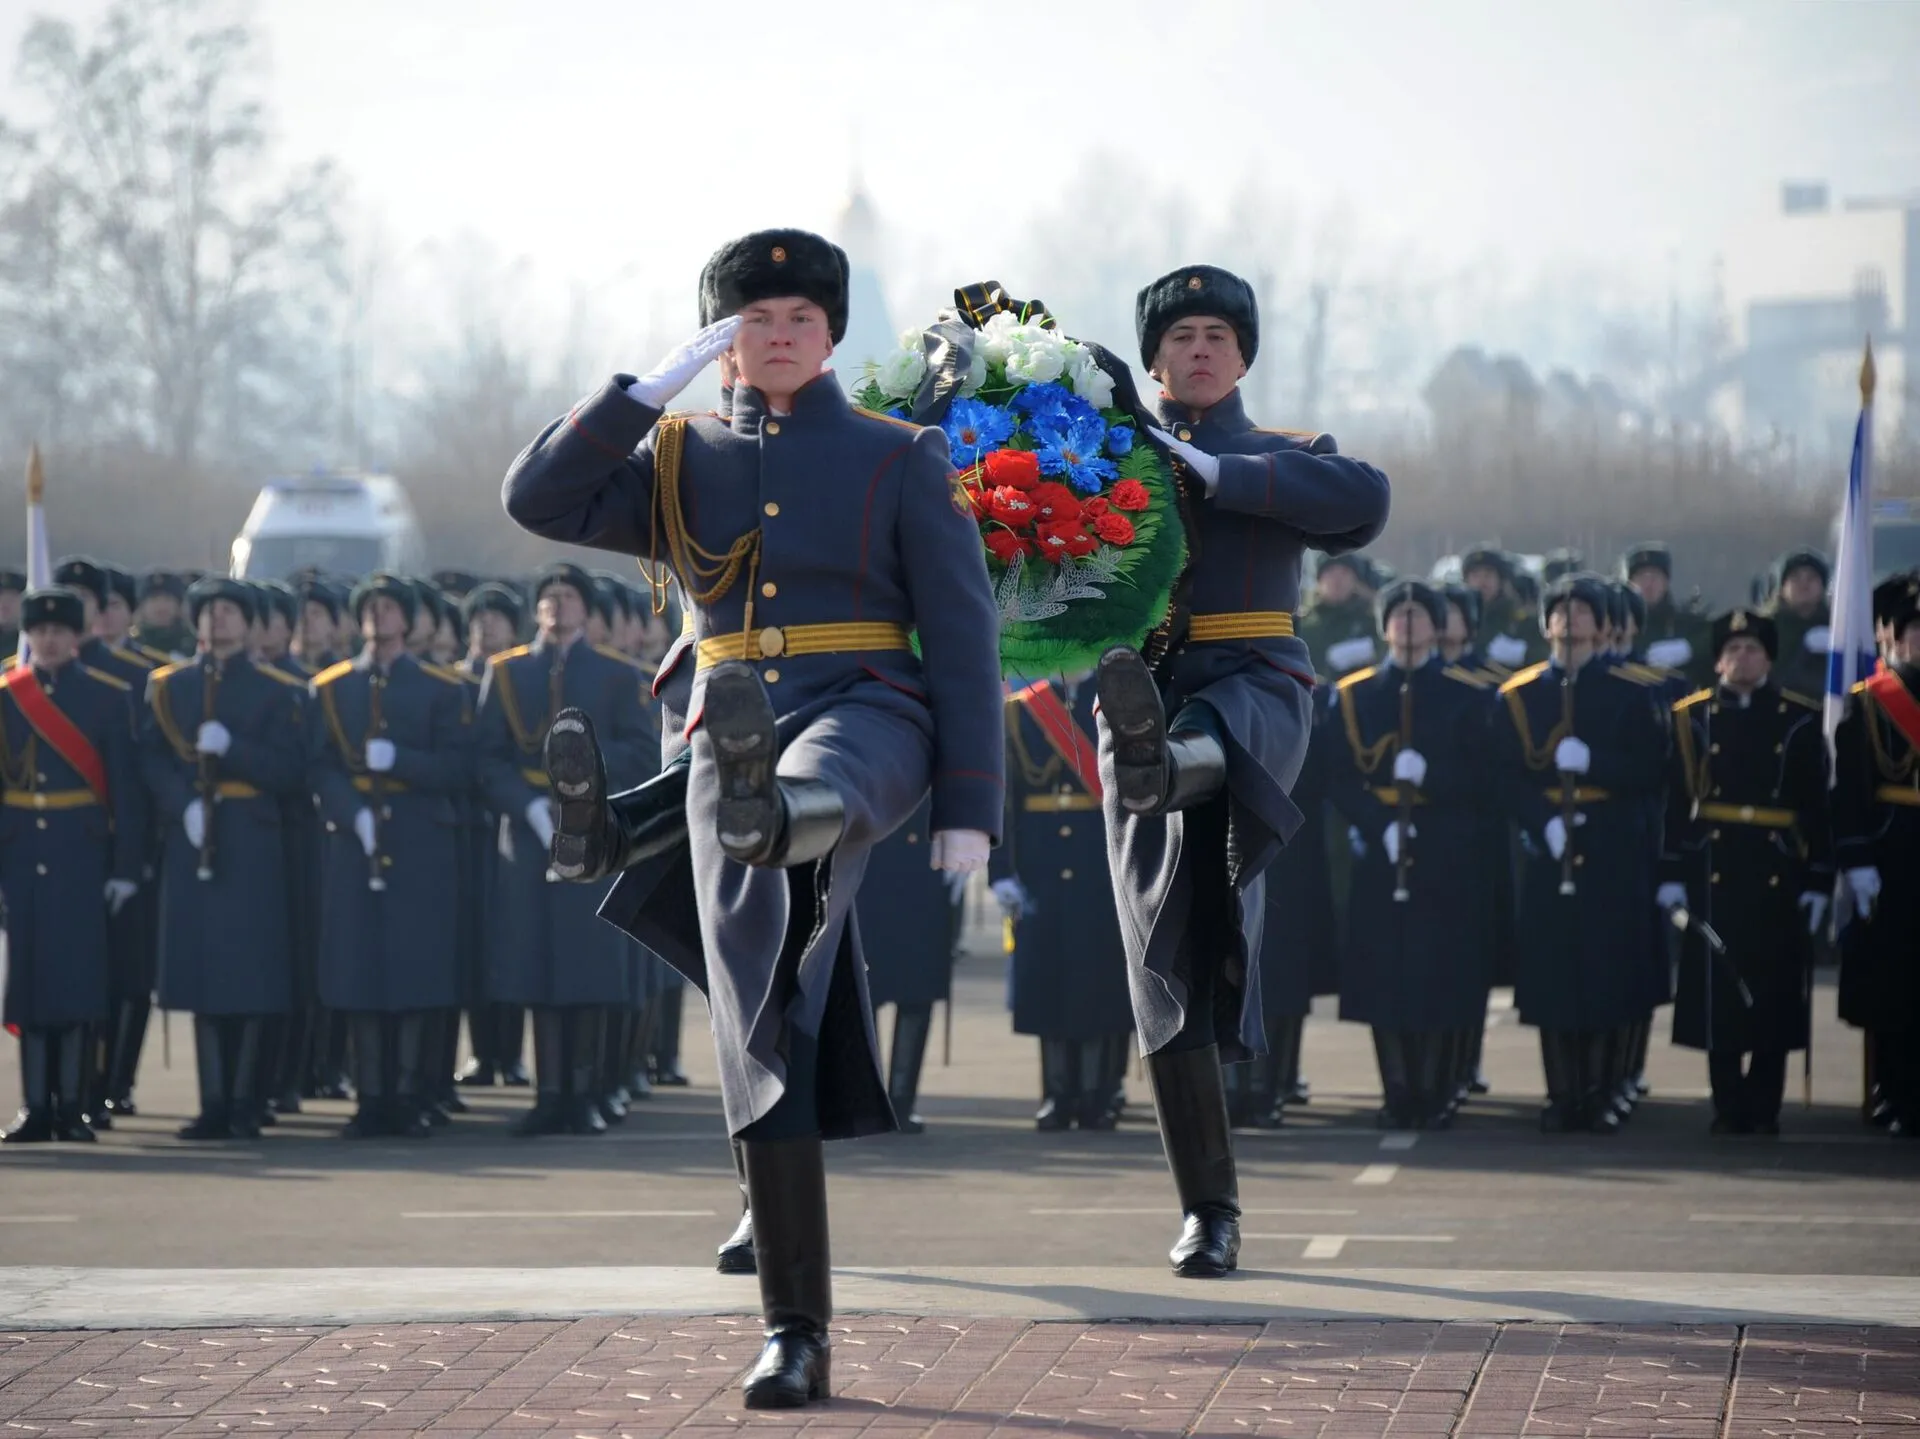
[1539, 1102, 1579, 1133]
[653, 1061, 689, 1087]
[743, 1329, 831, 1409]
[438, 1089, 469, 1116]
[339, 1107, 390, 1139]
[1169, 1208, 1239, 1278]
[895, 1112, 926, 1135]
[1034, 1098, 1072, 1131]
[177, 1112, 232, 1141]
[510, 1099, 566, 1137]
[2, 1107, 55, 1143]
[566, 1098, 608, 1135]
[599, 1090, 629, 1124]
[104, 1094, 139, 1116]
[388, 1102, 433, 1140]
[86, 1107, 113, 1131]
[54, 1110, 98, 1143]
[228, 1110, 262, 1141]
[274, 1091, 303, 1115]
[455, 1059, 498, 1087]
[501, 1061, 532, 1087]
[717, 1211, 757, 1275]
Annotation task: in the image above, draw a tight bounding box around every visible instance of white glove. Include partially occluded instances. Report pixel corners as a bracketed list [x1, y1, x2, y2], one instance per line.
[1347, 825, 1368, 858]
[930, 828, 990, 874]
[1392, 748, 1427, 788]
[1544, 813, 1586, 859]
[182, 798, 206, 850]
[1554, 737, 1591, 774]
[364, 738, 396, 773]
[1803, 625, 1832, 654]
[1646, 637, 1693, 670]
[992, 877, 1028, 919]
[623, 316, 743, 409]
[1656, 881, 1688, 911]
[1799, 891, 1829, 936]
[104, 879, 138, 916]
[353, 807, 377, 857]
[943, 870, 969, 904]
[497, 812, 516, 862]
[1382, 820, 1415, 865]
[525, 798, 555, 850]
[1845, 866, 1881, 915]
[1487, 633, 1530, 667]
[1145, 426, 1221, 492]
[195, 720, 232, 756]
[1325, 635, 1378, 674]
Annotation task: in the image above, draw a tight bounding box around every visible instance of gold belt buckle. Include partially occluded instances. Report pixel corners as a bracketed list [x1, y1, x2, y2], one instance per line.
[757, 625, 786, 659]
[32, 793, 46, 810]
[1738, 804, 1755, 821]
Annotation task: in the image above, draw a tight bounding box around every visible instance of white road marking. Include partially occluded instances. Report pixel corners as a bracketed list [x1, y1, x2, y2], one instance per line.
[400, 1210, 716, 1221]
[1689, 1213, 1920, 1227]
[0, 1216, 76, 1224]
[1029, 1207, 1358, 1217]
[1302, 1235, 1346, 1259]
[1378, 1133, 1419, 1152]
[1244, 1233, 1457, 1261]
[1353, 1164, 1399, 1186]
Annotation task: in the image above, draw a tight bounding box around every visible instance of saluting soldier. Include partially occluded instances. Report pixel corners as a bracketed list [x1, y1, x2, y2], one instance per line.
[294, 581, 345, 674]
[1494, 573, 1669, 1134]
[993, 674, 1134, 1131]
[143, 578, 305, 1140]
[1327, 580, 1496, 1128]
[508, 228, 1002, 1407]
[1833, 573, 1920, 1136]
[476, 562, 652, 1138]
[1660, 608, 1832, 1135]
[0, 589, 143, 1143]
[309, 574, 473, 1138]
[1092, 265, 1390, 1278]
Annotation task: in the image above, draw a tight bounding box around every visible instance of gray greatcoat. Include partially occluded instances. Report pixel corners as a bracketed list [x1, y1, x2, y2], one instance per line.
[503, 371, 1004, 1140]
[1107, 389, 1389, 1059]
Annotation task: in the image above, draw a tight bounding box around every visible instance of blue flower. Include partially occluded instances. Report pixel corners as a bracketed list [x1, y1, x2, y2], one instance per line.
[1106, 425, 1134, 457]
[1013, 381, 1099, 433]
[942, 397, 1016, 467]
[1033, 413, 1120, 494]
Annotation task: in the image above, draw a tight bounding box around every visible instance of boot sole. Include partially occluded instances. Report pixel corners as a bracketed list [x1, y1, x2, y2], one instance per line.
[704, 663, 779, 862]
[1095, 648, 1168, 814]
[716, 1246, 758, 1275]
[1172, 1254, 1239, 1278]
[544, 709, 608, 881]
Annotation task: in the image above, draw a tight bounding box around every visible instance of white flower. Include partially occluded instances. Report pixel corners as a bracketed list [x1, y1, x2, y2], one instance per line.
[874, 339, 927, 400]
[1004, 326, 1067, 385]
[1067, 344, 1116, 409]
[961, 344, 988, 396]
[977, 311, 1022, 365]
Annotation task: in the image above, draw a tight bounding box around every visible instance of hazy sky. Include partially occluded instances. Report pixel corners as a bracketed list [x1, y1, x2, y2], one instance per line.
[3, 0, 1918, 335]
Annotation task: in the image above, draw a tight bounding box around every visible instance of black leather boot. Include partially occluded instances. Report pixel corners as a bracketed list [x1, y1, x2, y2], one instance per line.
[598, 1007, 632, 1123]
[1539, 1029, 1578, 1132]
[887, 1004, 933, 1134]
[1035, 1039, 1077, 1131]
[274, 1006, 313, 1114]
[178, 1015, 231, 1140]
[52, 1026, 98, 1142]
[547, 710, 691, 882]
[624, 1003, 654, 1103]
[1610, 1024, 1638, 1120]
[740, 1136, 832, 1408]
[341, 1014, 389, 1138]
[455, 1006, 498, 1087]
[708, 666, 846, 867]
[1101, 1035, 1132, 1125]
[224, 1018, 264, 1141]
[1285, 1013, 1311, 1105]
[1372, 1029, 1414, 1128]
[717, 1137, 758, 1274]
[1466, 1021, 1491, 1095]
[3, 1031, 55, 1143]
[565, 1008, 608, 1135]
[1252, 1016, 1296, 1130]
[652, 985, 689, 1085]
[1095, 648, 1228, 816]
[1582, 1030, 1621, 1135]
[498, 1005, 531, 1085]
[105, 996, 150, 1116]
[389, 1014, 433, 1139]
[513, 1008, 568, 1136]
[431, 1010, 467, 1117]
[1147, 1046, 1240, 1278]
[1409, 1031, 1450, 1129]
[1630, 1017, 1653, 1099]
[1076, 1037, 1119, 1130]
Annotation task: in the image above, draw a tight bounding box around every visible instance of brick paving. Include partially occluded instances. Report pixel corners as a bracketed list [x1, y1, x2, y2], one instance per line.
[1, 1319, 1916, 1437]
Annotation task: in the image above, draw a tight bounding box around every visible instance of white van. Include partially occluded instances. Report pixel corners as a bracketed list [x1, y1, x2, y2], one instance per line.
[229, 471, 426, 580]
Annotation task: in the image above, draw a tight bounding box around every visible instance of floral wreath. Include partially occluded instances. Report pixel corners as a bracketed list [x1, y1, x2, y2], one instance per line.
[854, 287, 1188, 678]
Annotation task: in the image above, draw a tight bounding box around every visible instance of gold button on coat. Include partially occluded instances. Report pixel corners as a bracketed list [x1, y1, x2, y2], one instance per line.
[765, 421, 781, 436]
[764, 502, 780, 517]
[1176, 426, 1192, 442]
[761, 582, 778, 598]
[763, 668, 780, 684]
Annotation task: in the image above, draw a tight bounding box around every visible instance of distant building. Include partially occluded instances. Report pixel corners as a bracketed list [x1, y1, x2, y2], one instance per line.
[831, 182, 898, 389]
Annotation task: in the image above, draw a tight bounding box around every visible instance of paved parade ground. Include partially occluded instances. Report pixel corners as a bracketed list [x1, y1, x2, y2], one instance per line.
[4, 922, 1918, 1433]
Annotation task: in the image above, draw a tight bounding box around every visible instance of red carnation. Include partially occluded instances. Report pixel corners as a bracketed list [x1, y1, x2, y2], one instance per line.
[1030, 482, 1083, 525]
[983, 448, 1042, 491]
[1037, 519, 1098, 562]
[987, 486, 1038, 528]
[984, 530, 1031, 566]
[1093, 512, 1136, 546]
[960, 482, 992, 520]
[1110, 479, 1151, 512]
[1080, 495, 1110, 519]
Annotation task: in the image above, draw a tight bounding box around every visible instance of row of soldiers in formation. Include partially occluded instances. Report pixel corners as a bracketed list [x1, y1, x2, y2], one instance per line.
[0, 557, 708, 1143]
[3, 537, 1913, 1146]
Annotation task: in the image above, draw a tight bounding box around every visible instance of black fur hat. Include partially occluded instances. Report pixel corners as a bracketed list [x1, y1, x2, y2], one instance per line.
[533, 563, 597, 610]
[1135, 265, 1259, 371]
[1620, 542, 1671, 580]
[699, 229, 850, 344]
[52, 556, 109, 607]
[1459, 545, 1513, 584]
[1873, 572, 1920, 634]
[1774, 548, 1831, 591]
[21, 586, 85, 634]
[186, 576, 256, 626]
[1611, 580, 1647, 635]
[1711, 607, 1778, 661]
[348, 572, 418, 629]
[1441, 582, 1482, 634]
[463, 581, 525, 630]
[1539, 573, 1612, 637]
[140, 568, 187, 602]
[1375, 579, 1448, 638]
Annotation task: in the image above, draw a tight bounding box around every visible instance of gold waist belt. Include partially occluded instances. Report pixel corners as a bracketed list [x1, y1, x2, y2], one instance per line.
[5, 789, 97, 811]
[352, 776, 409, 794]
[695, 621, 912, 669]
[1023, 793, 1100, 812]
[1544, 785, 1611, 805]
[1876, 784, 1920, 808]
[1368, 785, 1428, 807]
[1696, 801, 1796, 829]
[1187, 611, 1294, 643]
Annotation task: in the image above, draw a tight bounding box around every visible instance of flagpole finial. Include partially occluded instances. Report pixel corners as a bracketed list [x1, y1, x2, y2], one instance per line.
[25, 444, 43, 505]
[1861, 337, 1877, 405]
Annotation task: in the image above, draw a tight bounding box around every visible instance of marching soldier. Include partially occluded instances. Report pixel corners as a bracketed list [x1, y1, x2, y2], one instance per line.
[0, 568, 26, 657]
[1094, 264, 1389, 1277]
[476, 562, 652, 1137]
[993, 673, 1135, 1131]
[1660, 608, 1832, 1135]
[1762, 549, 1833, 700]
[1459, 545, 1541, 676]
[294, 581, 345, 673]
[1327, 580, 1496, 1128]
[1, 588, 143, 1143]
[509, 228, 1002, 1406]
[1833, 573, 1920, 1136]
[1298, 555, 1381, 679]
[132, 570, 195, 660]
[310, 574, 473, 1138]
[142, 578, 304, 1140]
[454, 581, 531, 1088]
[1493, 573, 1668, 1134]
[860, 795, 963, 1133]
[1623, 542, 1711, 686]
